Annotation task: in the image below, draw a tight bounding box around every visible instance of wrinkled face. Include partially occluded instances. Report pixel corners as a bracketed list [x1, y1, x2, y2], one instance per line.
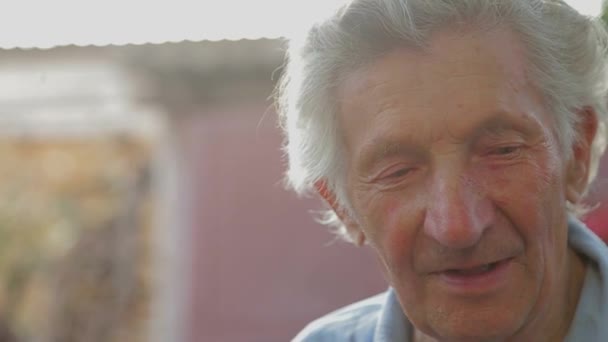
[334, 28, 580, 340]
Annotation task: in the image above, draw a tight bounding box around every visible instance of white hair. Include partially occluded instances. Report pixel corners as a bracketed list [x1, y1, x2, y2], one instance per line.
[277, 0, 608, 242]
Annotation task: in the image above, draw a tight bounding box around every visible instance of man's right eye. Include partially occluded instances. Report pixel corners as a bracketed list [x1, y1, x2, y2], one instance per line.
[376, 166, 416, 183]
[386, 168, 413, 179]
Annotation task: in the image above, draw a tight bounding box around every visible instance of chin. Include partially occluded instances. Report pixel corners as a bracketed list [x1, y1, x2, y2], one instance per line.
[418, 309, 528, 342]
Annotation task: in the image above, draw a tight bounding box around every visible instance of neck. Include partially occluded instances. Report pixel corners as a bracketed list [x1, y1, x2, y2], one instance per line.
[547, 247, 586, 341]
[412, 247, 587, 342]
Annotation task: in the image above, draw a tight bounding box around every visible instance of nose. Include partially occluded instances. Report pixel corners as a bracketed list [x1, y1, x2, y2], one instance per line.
[423, 170, 495, 249]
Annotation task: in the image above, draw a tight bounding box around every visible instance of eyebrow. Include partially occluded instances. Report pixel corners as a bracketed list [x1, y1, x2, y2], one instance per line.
[356, 111, 540, 173]
[472, 113, 538, 141]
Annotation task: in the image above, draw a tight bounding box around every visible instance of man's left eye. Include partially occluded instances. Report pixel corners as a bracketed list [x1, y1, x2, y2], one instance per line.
[489, 145, 522, 157]
[494, 146, 519, 154]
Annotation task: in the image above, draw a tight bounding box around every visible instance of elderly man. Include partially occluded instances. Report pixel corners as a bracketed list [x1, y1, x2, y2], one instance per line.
[277, 0, 608, 341]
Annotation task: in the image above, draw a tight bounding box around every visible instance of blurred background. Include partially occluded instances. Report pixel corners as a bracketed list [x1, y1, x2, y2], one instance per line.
[0, 1, 606, 341]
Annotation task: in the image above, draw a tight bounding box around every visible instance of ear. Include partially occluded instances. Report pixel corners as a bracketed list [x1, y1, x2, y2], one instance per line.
[314, 180, 366, 246]
[565, 107, 598, 204]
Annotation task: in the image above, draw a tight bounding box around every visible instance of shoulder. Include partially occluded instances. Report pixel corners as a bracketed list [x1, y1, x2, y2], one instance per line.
[292, 292, 387, 342]
[568, 217, 608, 261]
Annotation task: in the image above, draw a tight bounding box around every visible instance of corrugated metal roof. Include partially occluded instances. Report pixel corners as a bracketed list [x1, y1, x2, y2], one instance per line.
[0, 0, 340, 49]
[0, 0, 600, 49]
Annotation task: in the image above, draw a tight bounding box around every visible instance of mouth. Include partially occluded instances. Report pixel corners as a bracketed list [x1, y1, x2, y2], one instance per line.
[443, 260, 503, 276]
[436, 258, 514, 294]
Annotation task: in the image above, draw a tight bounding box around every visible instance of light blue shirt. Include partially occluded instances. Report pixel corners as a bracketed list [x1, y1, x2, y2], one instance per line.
[294, 218, 608, 341]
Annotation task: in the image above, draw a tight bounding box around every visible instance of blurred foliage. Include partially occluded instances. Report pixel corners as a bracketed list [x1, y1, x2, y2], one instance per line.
[0, 135, 156, 342]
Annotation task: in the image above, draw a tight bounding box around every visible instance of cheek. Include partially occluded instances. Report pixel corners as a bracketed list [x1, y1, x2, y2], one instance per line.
[481, 156, 566, 247]
[361, 194, 421, 276]
[485, 156, 561, 207]
[360, 195, 403, 246]
[384, 198, 404, 233]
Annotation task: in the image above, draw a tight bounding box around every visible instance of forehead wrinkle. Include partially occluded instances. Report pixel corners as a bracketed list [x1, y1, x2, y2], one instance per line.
[369, 84, 433, 116]
[339, 98, 431, 158]
[337, 69, 433, 134]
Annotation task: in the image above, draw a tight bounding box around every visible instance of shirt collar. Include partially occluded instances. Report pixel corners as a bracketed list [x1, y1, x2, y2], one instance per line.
[374, 288, 411, 341]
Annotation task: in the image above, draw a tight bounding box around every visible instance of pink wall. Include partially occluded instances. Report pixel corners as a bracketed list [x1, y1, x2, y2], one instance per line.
[176, 105, 386, 342]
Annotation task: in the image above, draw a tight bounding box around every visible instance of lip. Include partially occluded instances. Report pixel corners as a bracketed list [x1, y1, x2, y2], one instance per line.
[435, 258, 514, 295]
